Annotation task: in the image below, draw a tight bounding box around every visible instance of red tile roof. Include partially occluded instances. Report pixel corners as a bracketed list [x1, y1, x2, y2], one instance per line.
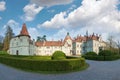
[35, 41, 63, 47]
[74, 34, 100, 42]
[19, 23, 30, 37]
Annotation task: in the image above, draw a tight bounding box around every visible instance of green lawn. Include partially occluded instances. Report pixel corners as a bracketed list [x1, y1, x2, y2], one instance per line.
[0, 55, 51, 60]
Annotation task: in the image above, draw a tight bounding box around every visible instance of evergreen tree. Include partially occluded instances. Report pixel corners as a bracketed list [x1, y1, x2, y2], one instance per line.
[36, 35, 47, 42]
[37, 36, 42, 41]
[42, 35, 46, 41]
[3, 26, 14, 51]
[0, 35, 3, 50]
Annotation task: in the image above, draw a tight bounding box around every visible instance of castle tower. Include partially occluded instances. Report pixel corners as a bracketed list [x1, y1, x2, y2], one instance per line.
[9, 23, 35, 55]
[62, 32, 72, 55]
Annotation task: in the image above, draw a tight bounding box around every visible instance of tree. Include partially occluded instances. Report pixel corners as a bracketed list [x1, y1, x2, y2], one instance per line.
[108, 35, 113, 51]
[3, 26, 14, 51]
[37, 36, 42, 41]
[107, 35, 118, 54]
[116, 41, 120, 55]
[0, 35, 3, 50]
[42, 35, 46, 41]
[36, 35, 47, 42]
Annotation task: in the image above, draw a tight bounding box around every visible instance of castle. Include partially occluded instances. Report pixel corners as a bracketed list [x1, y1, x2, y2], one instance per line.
[9, 23, 106, 56]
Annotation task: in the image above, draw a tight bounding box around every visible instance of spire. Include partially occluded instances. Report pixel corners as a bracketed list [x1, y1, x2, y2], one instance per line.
[19, 23, 30, 37]
[86, 30, 88, 37]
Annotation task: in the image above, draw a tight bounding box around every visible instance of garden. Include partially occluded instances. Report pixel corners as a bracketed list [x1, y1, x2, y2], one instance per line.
[0, 51, 88, 73]
[82, 50, 120, 61]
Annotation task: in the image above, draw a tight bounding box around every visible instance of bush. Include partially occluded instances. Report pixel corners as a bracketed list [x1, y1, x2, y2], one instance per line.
[52, 51, 66, 60]
[85, 52, 97, 56]
[99, 50, 114, 56]
[0, 56, 86, 72]
[82, 50, 120, 61]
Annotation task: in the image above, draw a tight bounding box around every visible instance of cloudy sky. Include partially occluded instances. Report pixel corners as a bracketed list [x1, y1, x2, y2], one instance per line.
[0, 0, 120, 41]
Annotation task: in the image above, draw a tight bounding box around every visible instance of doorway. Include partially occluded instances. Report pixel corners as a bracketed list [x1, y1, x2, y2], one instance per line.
[16, 50, 19, 55]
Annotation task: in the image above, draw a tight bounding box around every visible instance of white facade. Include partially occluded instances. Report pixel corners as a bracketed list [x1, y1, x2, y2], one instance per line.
[9, 36, 35, 55]
[35, 33, 73, 56]
[9, 23, 35, 55]
[9, 24, 107, 56]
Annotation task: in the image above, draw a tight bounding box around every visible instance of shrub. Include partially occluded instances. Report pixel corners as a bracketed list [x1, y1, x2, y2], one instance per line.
[82, 50, 120, 61]
[85, 52, 97, 56]
[0, 56, 86, 72]
[52, 51, 66, 60]
[99, 50, 115, 56]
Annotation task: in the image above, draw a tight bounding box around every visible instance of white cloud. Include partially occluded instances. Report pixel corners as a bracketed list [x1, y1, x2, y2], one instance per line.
[21, 4, 43, 22]
[2, 19, 40, 40]
[30, 0, 73, 7]
[3, 20, 20, 36]
[0, 1, 6, 11]
[47, 28, 67, 40]
[67, 4, 77, 13]
[28, 27, 40, 40]
[38, 12, 67, 28]
[38, 0, 120, 40]
[22, 0, 73, 22]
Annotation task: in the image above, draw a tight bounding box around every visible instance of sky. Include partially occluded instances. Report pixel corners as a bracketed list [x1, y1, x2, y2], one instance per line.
[0, 0, 120, 41]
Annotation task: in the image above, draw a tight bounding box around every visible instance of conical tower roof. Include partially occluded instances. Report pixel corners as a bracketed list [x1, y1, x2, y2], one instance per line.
[19, 23, 30, 37]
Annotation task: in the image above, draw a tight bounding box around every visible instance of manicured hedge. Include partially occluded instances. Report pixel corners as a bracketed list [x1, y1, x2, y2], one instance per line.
[0, 56, 86, 72]
[83, 55, 120, 61]
[51, 51, 66, 60]
[99, 50, 117, 56]
[82, 50, 120, 61]
[85, 52, 97, 56]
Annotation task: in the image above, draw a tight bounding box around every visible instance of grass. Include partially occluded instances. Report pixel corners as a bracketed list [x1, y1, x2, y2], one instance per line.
[0, 55, 51, 60]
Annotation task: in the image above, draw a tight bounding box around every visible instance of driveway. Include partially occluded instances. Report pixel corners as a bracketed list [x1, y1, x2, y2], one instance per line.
[0, 60, 120, 80]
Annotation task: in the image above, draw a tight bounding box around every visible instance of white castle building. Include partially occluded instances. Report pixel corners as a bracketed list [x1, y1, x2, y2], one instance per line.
[9, 24, 106, 56]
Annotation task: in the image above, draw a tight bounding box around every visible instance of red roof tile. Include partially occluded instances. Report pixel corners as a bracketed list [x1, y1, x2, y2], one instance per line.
[74, 34, 99, 42]
[19, 23, 30, 37]
[35, 41, 63, 47]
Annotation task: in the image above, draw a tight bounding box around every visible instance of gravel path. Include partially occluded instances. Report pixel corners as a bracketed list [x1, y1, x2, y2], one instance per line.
[0, 60, 120, 80]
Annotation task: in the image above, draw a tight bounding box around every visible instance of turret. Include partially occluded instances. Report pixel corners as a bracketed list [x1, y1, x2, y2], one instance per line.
[18, 23, 30, 38]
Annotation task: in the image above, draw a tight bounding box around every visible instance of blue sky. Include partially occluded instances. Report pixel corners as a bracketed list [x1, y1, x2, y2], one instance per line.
[0, 0, 120, 41]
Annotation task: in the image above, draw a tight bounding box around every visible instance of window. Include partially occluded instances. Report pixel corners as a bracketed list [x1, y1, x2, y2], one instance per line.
[77, 50, 79, 53]
[16, 42, 18, 46]
[12, 42, 14, 46]
[77, 44, 79, 47]
[80, 45, 82, 48]
[55, 47, 57, 48]
[20, 39, 22, 42]
[47, 46, 50, 49]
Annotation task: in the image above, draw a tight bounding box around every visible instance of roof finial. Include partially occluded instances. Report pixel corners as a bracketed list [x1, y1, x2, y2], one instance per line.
[67, 32, 69, 35]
